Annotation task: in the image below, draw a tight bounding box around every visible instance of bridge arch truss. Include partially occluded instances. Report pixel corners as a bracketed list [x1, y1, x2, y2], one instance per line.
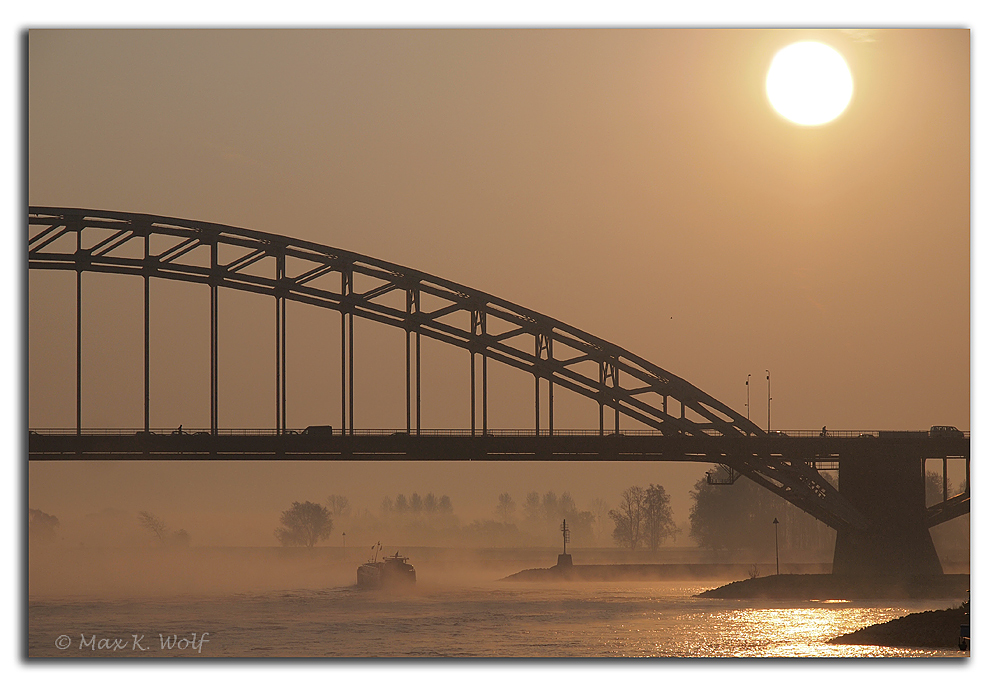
[29, 207, 763, 439]
[29, 207, 873, 532]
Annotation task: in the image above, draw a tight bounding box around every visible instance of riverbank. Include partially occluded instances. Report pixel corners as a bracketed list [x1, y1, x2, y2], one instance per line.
[696, 574, 969, 600]
[829, 605, 969, 649]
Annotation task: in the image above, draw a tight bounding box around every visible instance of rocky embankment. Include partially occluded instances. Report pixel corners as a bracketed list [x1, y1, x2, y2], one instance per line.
[503, 563, 827, 582]
[696, 574, 969, 600]
[828, 605, 969, 649]
[699, 574, 971, 650]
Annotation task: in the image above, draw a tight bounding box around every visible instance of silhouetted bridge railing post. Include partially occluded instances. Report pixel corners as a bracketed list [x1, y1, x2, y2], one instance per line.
[28, 208, 970, 576]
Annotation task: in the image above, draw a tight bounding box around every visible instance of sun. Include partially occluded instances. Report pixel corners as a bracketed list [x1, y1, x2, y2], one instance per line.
[766, 42, 853, 126]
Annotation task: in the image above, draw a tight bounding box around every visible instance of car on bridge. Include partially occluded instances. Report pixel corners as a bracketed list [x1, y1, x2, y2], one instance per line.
[929, 425, 963, 438]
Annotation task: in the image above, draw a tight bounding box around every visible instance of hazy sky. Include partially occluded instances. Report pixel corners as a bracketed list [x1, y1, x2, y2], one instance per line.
[26, 28, 971, 544]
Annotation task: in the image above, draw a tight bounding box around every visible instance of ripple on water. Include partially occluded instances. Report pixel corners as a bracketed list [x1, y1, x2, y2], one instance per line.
[27, 583, 965, 658]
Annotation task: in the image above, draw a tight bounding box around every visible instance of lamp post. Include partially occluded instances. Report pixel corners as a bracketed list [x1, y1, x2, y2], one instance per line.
[342, 532, 346, 549]
[766, 369, 771, 434]
[745, 374, 751, 420]
[773, 517, 780, 575]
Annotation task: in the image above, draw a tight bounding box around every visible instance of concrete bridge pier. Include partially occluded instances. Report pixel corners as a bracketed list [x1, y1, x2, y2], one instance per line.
[832, 452, 942, 576]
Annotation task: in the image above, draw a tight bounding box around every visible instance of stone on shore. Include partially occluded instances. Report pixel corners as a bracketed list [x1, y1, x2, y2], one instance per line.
[828, 605, 969, 648]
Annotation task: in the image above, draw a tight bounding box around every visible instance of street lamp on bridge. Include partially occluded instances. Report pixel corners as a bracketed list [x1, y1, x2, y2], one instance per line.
[766, 369, 771, 433]
[745, 374, 751, 421]
[773, 517, 780, 575]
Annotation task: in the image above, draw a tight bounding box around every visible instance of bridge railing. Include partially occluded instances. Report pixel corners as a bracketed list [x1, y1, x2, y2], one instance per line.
[29, 427, 675, 437]
[27, 427, 969, 438]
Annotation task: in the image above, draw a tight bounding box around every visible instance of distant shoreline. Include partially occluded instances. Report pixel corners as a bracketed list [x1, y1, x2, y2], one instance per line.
[504, 566, 970, 601]
[696, 573, 970, 600]
[503, 562, 829, 582]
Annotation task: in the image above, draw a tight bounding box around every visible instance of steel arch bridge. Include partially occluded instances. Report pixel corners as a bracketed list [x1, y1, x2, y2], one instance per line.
[28, 207, 761, 440]
[29, 207, 969, 563]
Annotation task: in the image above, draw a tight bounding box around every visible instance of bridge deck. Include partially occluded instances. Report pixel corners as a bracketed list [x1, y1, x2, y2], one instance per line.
[28, 430, 970, 462]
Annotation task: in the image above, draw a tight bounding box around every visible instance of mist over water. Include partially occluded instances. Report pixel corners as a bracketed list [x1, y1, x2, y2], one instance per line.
[28, 575, 962, 658]
[28, 545, 967, 658]
[28, 545, 538, 599]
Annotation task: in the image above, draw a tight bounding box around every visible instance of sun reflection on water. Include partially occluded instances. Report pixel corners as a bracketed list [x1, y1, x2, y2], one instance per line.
[627, 602, 963, 658]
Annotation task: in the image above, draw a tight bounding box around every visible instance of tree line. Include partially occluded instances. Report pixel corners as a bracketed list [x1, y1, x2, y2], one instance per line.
[272, 487, 679, 549]
[381, 492, 453, 516]
[608, 484, 680, 551]
[688, 466, 835, 555]
[275, 492, 459, 547]
[28, 466, 963, 554]
[273, 490, 600, 548]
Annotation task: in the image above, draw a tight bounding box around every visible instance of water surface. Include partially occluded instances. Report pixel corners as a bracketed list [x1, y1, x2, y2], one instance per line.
[28, 581, 964, 658]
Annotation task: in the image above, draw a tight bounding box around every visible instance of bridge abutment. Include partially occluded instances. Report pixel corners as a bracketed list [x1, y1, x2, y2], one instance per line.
[832, 452, 942, 576]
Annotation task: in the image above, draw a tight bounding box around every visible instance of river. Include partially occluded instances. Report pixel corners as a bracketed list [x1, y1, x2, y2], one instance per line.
[28, 580, 964, 658]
